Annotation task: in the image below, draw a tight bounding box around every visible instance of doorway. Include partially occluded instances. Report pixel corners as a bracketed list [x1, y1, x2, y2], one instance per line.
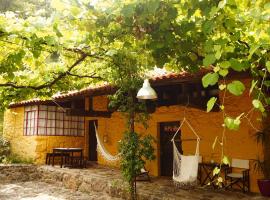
[159, 121, 182, 176]
[89, 120, 98, 161]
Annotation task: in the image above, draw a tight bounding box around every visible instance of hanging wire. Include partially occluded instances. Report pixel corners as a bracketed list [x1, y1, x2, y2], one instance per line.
[52, 99, 66, 112]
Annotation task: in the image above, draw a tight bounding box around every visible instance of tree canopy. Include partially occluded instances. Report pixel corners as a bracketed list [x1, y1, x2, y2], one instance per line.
[0, 0, 269, 111]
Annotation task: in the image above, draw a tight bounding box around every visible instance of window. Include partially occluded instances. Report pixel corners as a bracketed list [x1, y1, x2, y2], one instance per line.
[24, 105, 84, 136]
[24, 106, 38, 135]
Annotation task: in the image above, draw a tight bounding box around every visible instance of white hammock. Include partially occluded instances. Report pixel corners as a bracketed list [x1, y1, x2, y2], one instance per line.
[94, 123, 121, 162]
[171, 118, 200, 185]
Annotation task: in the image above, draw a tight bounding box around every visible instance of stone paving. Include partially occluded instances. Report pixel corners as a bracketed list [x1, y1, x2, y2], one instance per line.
[0, 181, 121, 200]
[0, 164, 269, 200]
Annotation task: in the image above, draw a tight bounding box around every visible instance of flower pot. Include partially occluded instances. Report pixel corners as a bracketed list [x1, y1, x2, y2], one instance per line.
[258, 179, 270, 197]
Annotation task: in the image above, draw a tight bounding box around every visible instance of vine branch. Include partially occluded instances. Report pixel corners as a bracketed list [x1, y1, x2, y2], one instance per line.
[0, 54, 89, 90]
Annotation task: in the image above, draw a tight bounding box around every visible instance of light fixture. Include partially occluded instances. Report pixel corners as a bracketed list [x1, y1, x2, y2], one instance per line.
[136, 79, 157, 100]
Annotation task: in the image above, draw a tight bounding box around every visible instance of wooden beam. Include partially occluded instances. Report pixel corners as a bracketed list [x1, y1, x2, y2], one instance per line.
[85, 97, 90, 111]
[66, 109, 112, 118]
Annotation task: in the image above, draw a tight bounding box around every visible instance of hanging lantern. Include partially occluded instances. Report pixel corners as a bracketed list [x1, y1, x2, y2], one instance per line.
[136, 79, 157, 100]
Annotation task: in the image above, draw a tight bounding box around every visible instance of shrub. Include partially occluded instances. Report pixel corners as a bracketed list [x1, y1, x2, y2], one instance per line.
[0, 136, 33, 164]
[0, 136, 10, 162]
[1, 154, 33, 164]
[119, 131, 155, 192]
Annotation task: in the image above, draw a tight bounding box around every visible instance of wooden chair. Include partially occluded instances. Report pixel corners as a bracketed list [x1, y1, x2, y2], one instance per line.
[136, 167, 151, 182]
[225, 158, 250, 193]
[197, 155, 203, 184]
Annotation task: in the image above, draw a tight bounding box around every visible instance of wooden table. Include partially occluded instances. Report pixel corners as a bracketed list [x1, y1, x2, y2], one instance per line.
[53, 148, 83, 168]
[198, 162, 228, 188]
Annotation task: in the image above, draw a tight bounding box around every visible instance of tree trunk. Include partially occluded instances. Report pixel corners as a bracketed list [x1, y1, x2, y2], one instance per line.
[128, 91, 136, 200]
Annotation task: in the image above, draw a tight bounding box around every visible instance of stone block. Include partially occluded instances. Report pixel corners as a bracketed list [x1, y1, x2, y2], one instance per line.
[63, 174, 83, 191]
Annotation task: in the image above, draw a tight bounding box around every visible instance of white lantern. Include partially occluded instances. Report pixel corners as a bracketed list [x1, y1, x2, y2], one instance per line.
[136, 79, 157, 100]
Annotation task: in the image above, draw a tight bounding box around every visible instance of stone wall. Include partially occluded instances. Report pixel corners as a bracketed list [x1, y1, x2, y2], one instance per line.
[0, 164, 40, 183]
[0, 165, 129, 199]
[0, 165, 265, 200]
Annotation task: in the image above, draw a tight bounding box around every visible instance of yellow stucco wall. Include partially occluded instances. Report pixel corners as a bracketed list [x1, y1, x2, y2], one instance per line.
[3, 107, 85, 164]
[85, 79, 263, 193]
[34, 136, 85, 163]
[3, 107, 37, 161]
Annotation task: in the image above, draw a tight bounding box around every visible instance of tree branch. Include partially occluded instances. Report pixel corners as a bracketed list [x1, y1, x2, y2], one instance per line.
[0, 54, 88, 90]
[0, 30, 93, 57]
[66, 71, 103, 80]
[237, 39, 250, 49]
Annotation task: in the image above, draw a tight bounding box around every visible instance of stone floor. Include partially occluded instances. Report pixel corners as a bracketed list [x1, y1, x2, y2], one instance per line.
[0, 181, 121, 200]
[0, 164, 269, 200]
[39, 164, 269, 200]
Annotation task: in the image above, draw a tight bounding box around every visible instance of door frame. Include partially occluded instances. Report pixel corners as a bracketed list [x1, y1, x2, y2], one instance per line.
[158, 121, 181, 176]
[88, 120, 98, 161]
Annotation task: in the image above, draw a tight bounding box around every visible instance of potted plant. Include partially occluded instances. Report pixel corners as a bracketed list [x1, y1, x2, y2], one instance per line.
[253, 115, 270, 197]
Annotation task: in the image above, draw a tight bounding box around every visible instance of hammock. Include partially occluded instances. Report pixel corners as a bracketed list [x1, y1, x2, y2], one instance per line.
[94, 123, 121, 162]
[171, 118, 200, 185]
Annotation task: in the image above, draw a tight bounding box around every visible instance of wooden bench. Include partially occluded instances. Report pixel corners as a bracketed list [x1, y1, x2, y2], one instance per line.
[46, 152, 70, 167]
[65, 156, 87, 168]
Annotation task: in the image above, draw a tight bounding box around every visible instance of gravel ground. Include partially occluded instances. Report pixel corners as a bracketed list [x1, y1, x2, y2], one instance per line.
[0, 181, 122, 200]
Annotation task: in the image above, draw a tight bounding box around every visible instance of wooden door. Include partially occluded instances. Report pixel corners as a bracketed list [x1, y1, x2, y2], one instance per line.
[160, 121, 182, 176]
[89, 120, 98, 161]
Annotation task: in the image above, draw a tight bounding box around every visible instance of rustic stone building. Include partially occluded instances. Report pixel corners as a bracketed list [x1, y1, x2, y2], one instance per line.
[3, 71, 263, 193]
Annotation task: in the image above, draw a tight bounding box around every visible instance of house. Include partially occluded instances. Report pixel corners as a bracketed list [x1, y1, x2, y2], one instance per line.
[3, 70, 263, 192]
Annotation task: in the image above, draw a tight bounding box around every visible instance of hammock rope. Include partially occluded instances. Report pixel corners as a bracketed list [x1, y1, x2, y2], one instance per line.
[171, 117, 200, 185]
[94, 123, 121, 162]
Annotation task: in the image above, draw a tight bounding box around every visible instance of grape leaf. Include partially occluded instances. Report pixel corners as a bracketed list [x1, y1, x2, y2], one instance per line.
[227, 81, 245, 96]
[202, 73, 219, 88]
[207, 97, 217, 112]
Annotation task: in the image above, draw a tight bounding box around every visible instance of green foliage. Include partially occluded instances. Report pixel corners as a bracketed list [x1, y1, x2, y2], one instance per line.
[253, 114, 270, 179]
[266, 61, 270, 73]
[213, 167, 220, 176]
[119, 131, 155, 186]
[0, 135, 10, 162]
[224, 113, 244, 131]
[202, 72, 219, 88]
[1, 154, 33, 164]
[227, 81, 245, 96]
[104, 47, 155, 198]
[222, 156, 230, 166]
[203, 54, 216, 67]
[206, 97, 217, 112]
[252, 99, 265, 113]
[0, 135, 33, 164]
[0, 0, 269, 110]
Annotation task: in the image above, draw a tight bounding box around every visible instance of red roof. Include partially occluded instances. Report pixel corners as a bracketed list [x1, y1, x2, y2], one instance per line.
[9, 69, 210, 108]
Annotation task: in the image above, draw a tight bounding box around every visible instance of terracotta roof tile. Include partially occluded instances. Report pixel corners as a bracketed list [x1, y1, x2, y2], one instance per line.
[9, 69, 210, 108]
